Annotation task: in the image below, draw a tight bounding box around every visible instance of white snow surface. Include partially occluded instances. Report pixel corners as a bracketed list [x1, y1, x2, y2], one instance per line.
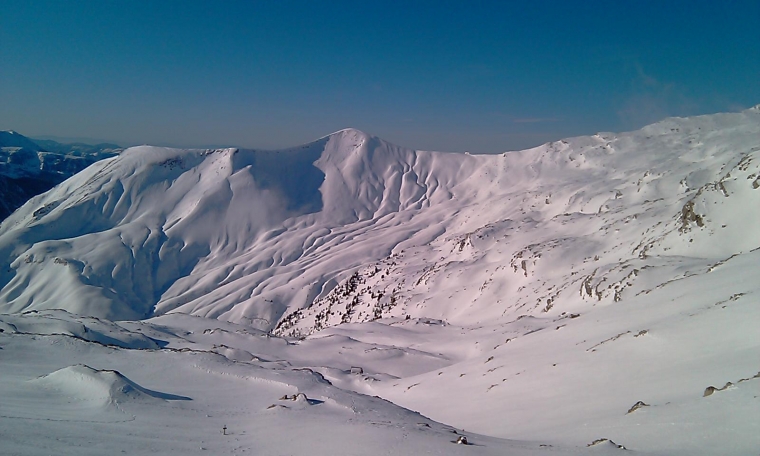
[1, 110, 759, 455]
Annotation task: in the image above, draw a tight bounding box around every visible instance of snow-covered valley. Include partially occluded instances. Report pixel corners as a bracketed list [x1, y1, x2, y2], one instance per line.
[1, 107, 759, 455]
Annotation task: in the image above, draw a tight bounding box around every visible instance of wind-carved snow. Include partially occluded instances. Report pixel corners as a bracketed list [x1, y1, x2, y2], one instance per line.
[274, 113, 760, 337]
[0, 111, 759, 455]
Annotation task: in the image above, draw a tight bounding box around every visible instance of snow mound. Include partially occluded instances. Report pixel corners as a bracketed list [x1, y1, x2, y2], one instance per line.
[32, 364, 191, 404]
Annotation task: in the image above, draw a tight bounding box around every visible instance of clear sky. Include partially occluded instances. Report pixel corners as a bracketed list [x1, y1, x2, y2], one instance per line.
[1, 0, 758, 153]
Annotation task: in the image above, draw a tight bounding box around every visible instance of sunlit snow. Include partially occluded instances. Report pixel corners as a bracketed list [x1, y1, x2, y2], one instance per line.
[1, 108, 759, 455]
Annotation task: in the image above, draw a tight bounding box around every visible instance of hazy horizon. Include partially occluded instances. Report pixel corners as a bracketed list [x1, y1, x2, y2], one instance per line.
[1, 0, 758, 153]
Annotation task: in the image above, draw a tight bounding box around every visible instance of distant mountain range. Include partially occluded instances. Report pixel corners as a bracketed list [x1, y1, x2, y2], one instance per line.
[0, 130, 120, 219]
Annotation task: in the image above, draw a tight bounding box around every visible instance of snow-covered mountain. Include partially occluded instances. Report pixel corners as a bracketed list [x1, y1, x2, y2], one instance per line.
[1, 109, 759, 455]
[1, 110, 758, 328]
[0, 131, 120, 220]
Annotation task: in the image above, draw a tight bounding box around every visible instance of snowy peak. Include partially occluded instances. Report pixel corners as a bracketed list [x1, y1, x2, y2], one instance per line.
[316, 128, 480, 222]
[0, 130, 45, 179]
[0, 130, 121, 179]
[0, 130, 42, 150]
[0, 131, 121, 220]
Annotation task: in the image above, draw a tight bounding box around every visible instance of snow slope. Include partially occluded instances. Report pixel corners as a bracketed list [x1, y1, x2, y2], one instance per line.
[0, 108, 759, 454]
[1, 310, 606, 456]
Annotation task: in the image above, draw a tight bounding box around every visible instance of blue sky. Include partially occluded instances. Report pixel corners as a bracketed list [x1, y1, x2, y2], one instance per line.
[1, 0, 758, 153]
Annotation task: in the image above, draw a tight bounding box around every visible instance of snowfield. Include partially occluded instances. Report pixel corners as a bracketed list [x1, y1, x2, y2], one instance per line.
[1, 107, 759, 455]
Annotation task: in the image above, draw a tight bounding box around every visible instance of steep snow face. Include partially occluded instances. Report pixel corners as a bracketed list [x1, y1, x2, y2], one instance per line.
[0, 129, 474, 322]
[0, 113, 759, 329]
[0, 142, 321, 320]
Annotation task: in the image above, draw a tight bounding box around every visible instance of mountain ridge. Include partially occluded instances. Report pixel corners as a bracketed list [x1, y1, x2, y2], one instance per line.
[0, 110, 758, 328]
